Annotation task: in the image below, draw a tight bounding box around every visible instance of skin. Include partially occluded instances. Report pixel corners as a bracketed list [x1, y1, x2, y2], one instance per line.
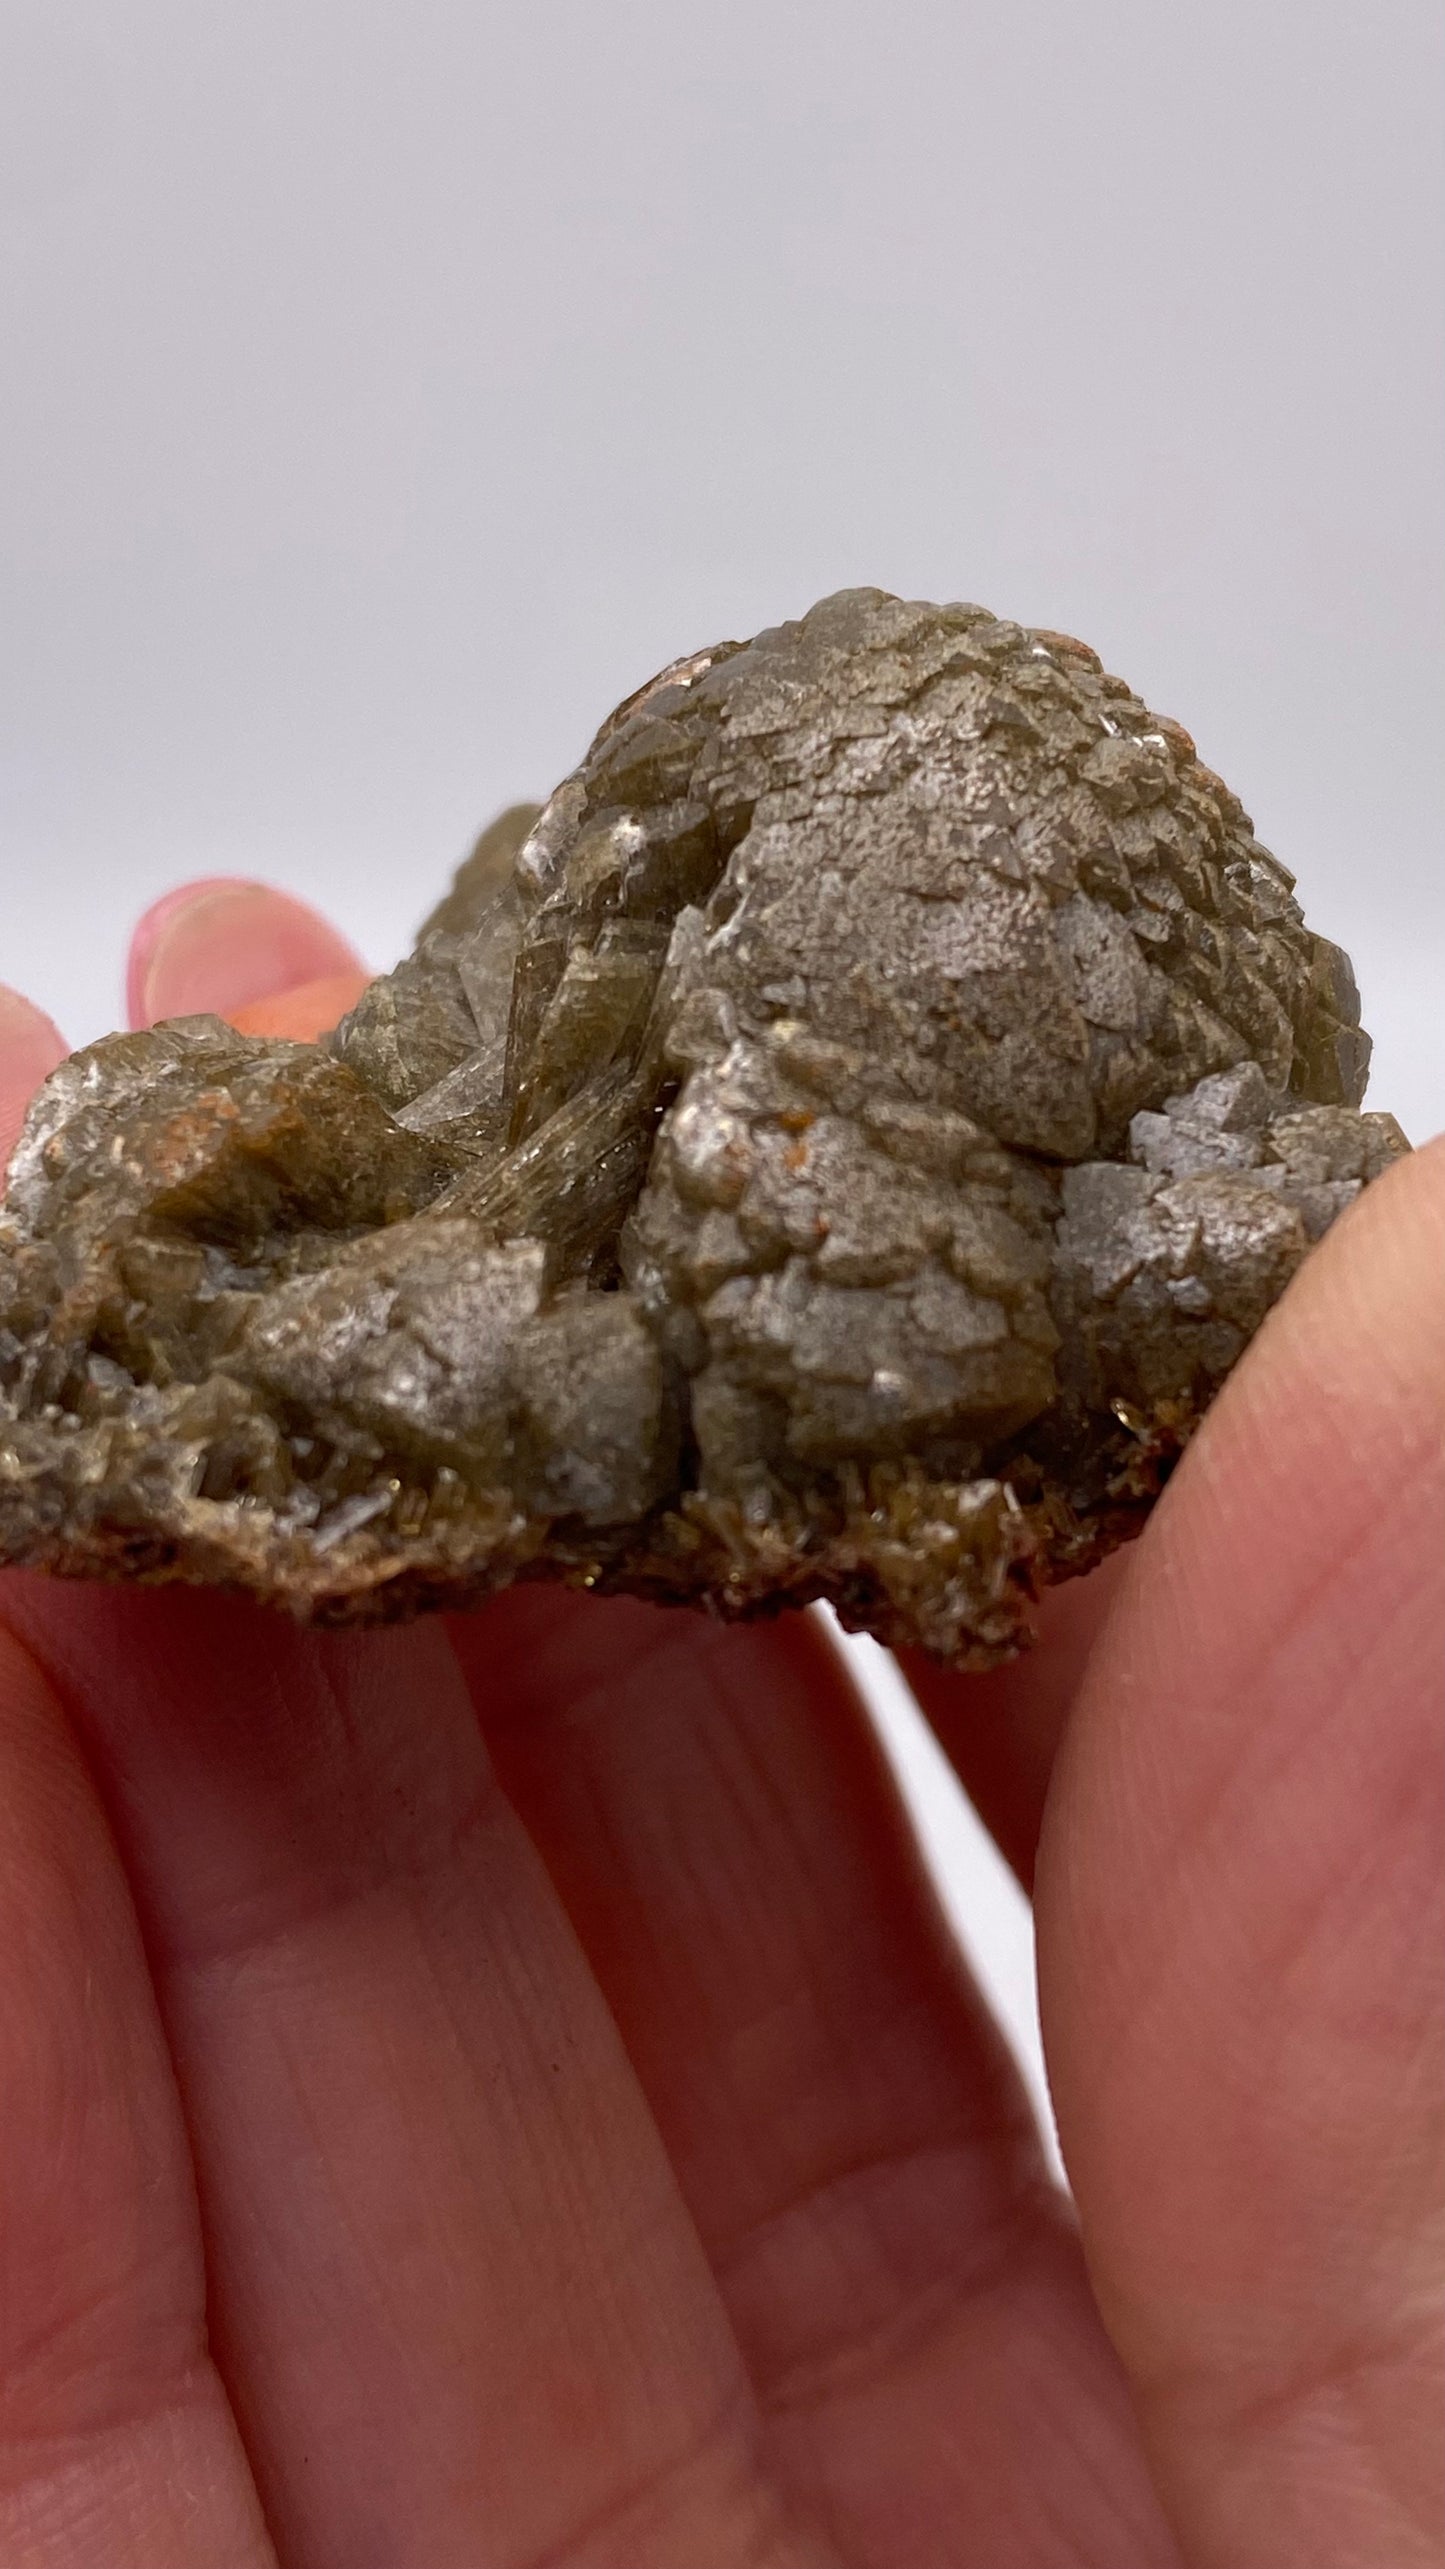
[0, 882, 1439, 2569]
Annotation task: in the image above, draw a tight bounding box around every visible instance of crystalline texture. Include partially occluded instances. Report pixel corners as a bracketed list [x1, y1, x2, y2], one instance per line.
[0, 592, 1409, 1661]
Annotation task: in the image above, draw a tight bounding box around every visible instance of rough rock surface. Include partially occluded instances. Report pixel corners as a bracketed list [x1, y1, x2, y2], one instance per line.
[0, 591, 1409, 1660]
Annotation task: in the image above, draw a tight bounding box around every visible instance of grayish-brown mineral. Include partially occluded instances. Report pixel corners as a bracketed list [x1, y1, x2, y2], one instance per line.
[0, 592, 1409, 1659]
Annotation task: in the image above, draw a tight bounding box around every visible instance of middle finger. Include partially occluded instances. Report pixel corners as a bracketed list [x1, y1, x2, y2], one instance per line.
[458, 1591, 1181, 2561]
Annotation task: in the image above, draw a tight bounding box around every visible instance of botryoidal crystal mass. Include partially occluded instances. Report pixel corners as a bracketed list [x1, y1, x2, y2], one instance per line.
[0, 592, 1407, 1661]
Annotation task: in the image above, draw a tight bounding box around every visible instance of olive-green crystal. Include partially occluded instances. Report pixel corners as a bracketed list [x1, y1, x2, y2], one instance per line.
[0, 592, 1408, 1660]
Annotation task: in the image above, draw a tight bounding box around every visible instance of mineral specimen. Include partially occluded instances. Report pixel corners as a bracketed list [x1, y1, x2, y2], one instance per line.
[0, 591, 1409, 1660]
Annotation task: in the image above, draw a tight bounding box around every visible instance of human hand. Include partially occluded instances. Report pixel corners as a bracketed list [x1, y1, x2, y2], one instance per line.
[0, 880, 1439, 2567]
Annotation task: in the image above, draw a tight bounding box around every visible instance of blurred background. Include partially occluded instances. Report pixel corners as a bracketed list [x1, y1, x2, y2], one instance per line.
[3, 0, 1441, 2143]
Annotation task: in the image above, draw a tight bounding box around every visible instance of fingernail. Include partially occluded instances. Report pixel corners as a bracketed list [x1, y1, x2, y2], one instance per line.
[229, 969, 373, 1041]
[124, 877, 242, 1026]
[128, 880, 367, 1029]
[0, 986, 68, 1193]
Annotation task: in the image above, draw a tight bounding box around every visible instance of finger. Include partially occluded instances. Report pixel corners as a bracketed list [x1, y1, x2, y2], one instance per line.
[0, 1607, 276, 2566]
[0, 986, 67, 1187]
[127, 880, 369, 1035]
[0, 1581, 809, 2569]
[1037, 1139, 1445, 2565]
[901, 1549, 1132, 1891]
[227, 973, 374, 1040]
[456, 1593, 1185, 2561]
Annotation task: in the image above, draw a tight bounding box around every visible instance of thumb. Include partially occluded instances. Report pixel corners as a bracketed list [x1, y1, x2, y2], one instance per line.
[1037, 1138, 1445, 2566]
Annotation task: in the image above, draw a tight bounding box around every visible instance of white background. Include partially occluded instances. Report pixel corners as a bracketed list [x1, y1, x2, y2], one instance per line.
[3, 0, 1441, 2138]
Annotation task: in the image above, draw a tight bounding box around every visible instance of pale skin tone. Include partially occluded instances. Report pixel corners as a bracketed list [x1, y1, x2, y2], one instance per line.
[0, 881, 1439, 2569]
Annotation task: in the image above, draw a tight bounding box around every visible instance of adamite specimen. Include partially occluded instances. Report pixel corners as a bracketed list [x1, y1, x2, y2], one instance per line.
[0, 591, 1408, 1660]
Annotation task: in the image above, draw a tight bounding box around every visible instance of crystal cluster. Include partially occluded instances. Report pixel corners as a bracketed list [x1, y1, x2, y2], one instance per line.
[0, 592, 1407, 1659]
